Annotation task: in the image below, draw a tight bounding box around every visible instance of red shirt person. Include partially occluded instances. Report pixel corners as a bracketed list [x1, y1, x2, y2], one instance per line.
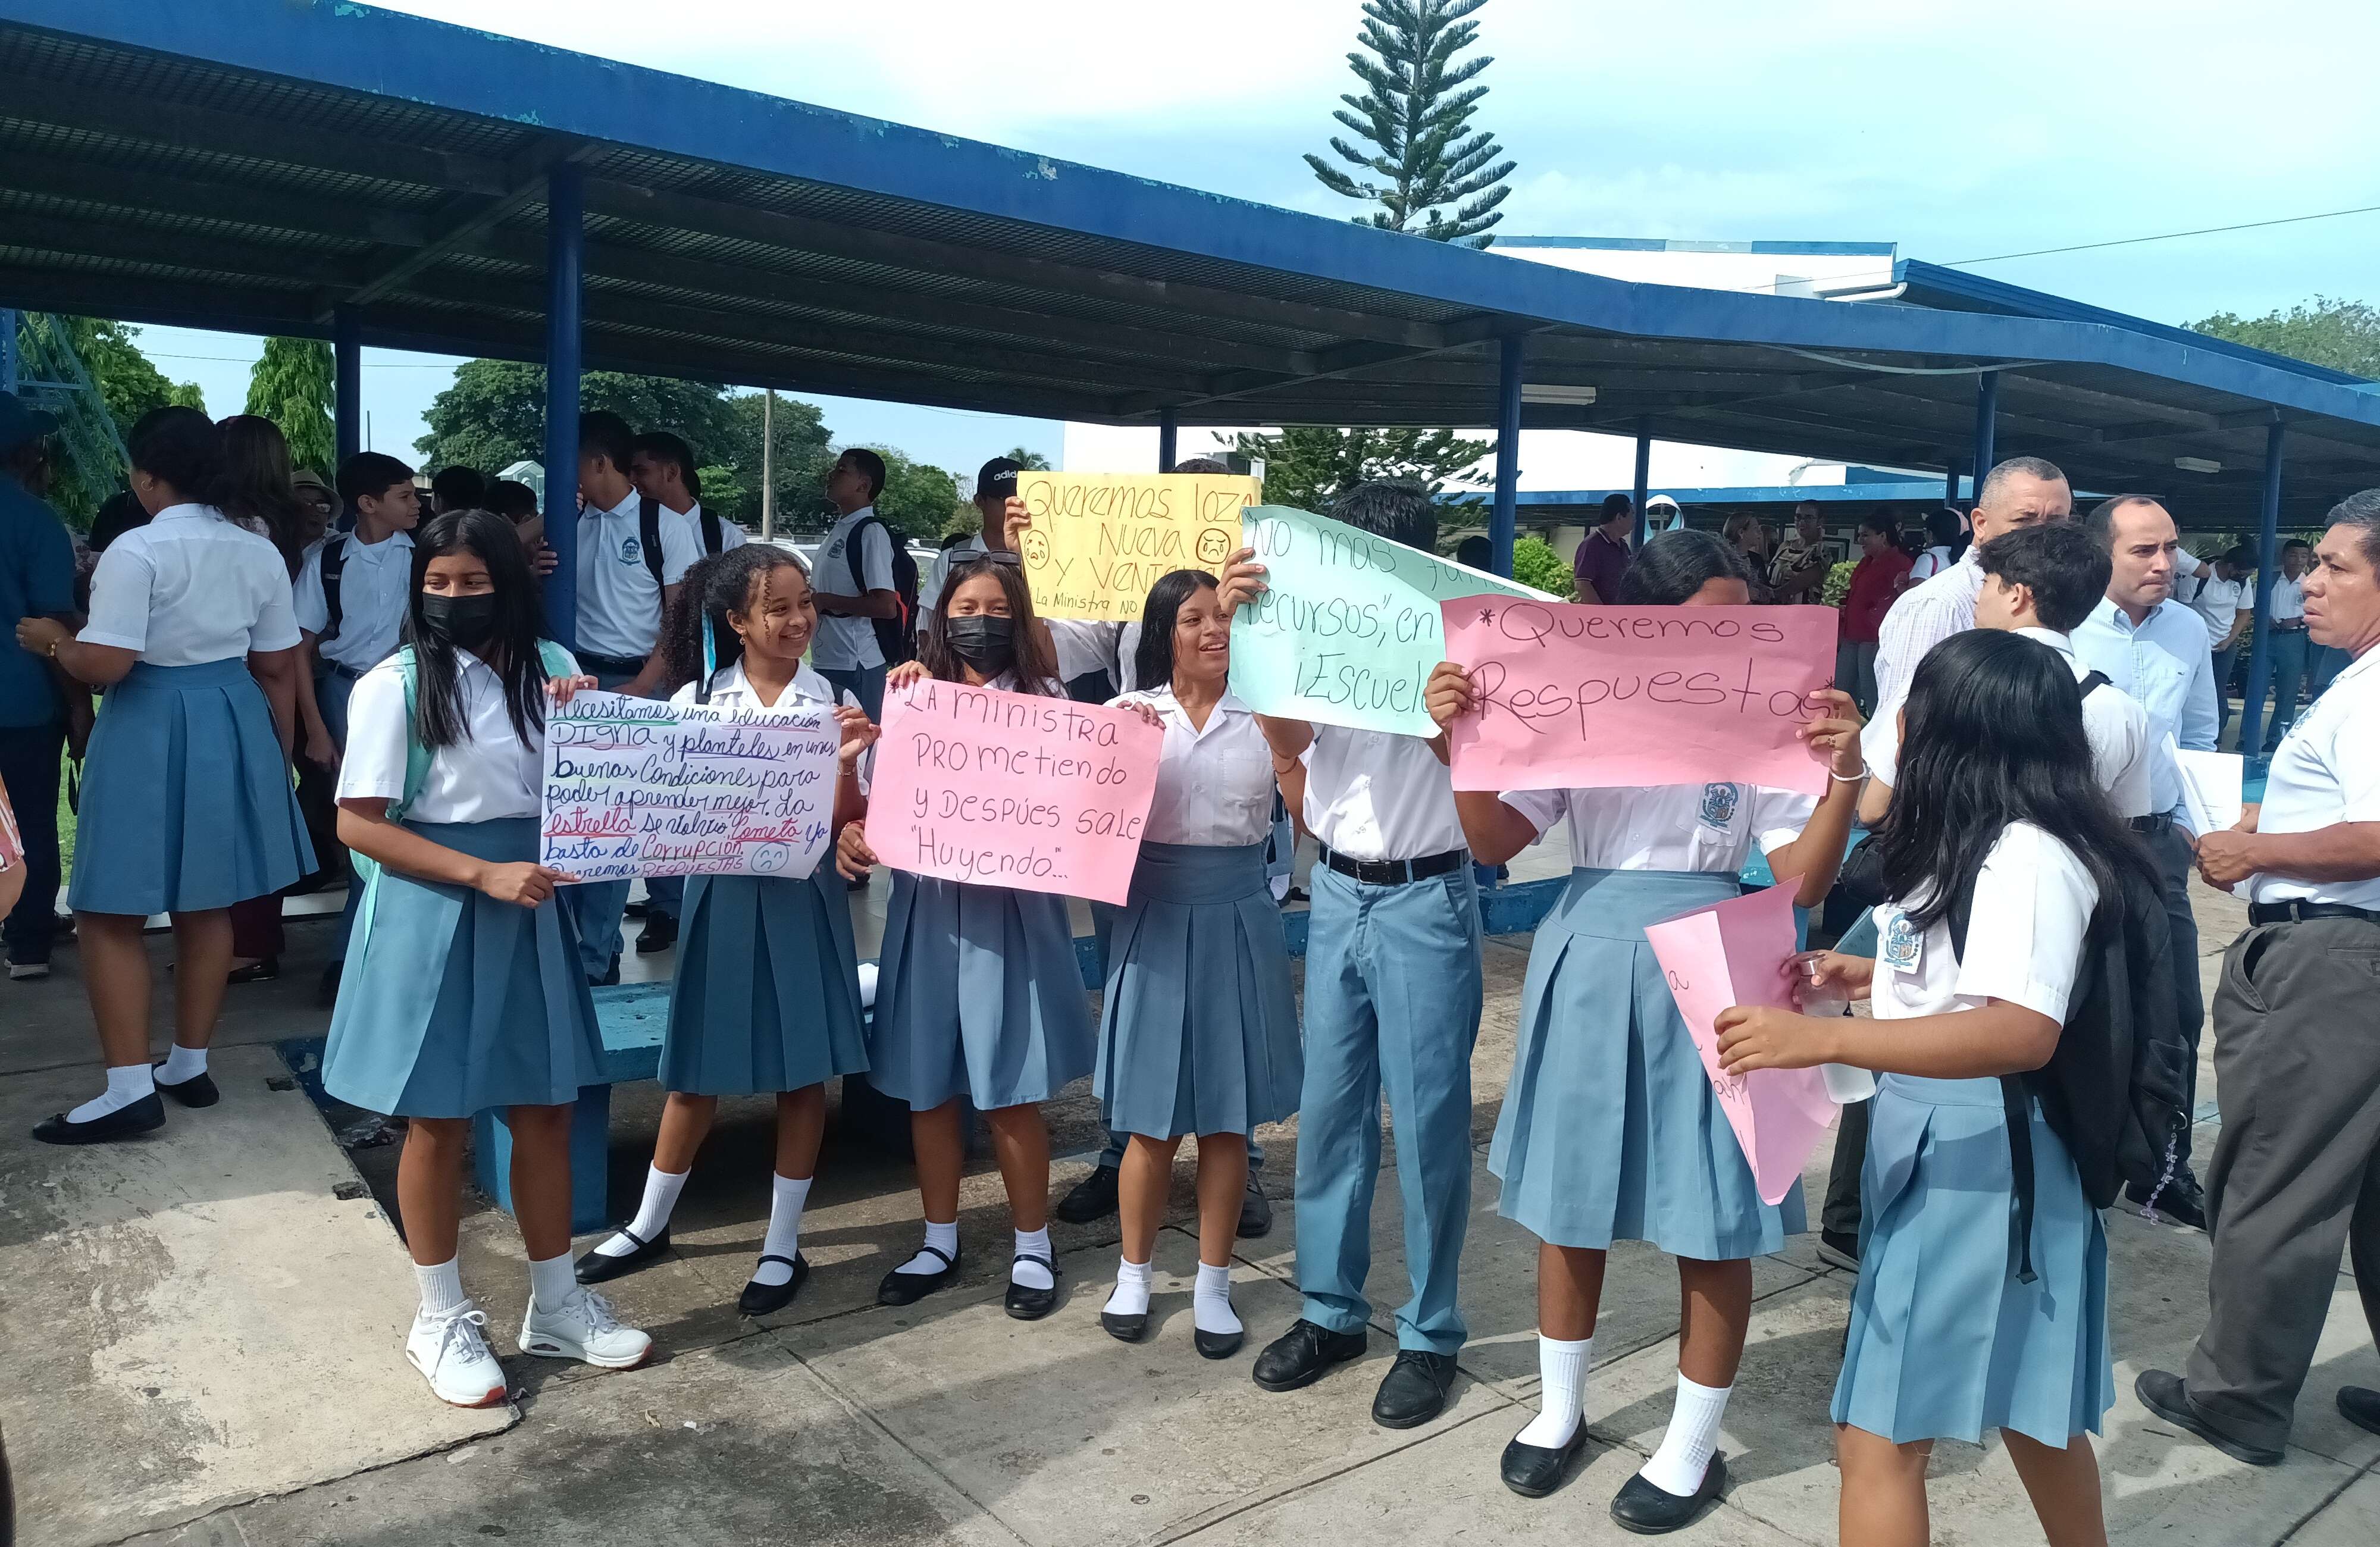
[1837, 512, 1913, 713]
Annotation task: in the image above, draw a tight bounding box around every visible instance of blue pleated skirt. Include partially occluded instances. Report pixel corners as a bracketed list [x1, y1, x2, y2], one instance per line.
[1095, 842, 1301, 1139]
[1489, 866, 1808, 1258]
[321, 818, 605, 1119]
[867, 870, 1097, 1111]
[1832, 1073, 2114, 1446]
[68, 658, 314, 916]
[661, 868, 869, 1095]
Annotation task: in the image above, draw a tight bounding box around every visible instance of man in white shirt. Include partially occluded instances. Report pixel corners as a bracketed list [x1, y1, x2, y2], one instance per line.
[2257, 538, 2316, 753]
[2181, 544, 2254, 733]
[2140, 489, 2380, 1465]
[2073, 494, 2222, 1226]
[811, 448, 899, 721]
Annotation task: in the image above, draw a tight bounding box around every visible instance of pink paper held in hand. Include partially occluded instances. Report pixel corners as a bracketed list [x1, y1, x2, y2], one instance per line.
[1643, 878, 1842, 1206]
[1439, 597, 1838, 794]
[864, 678, 1164, 907]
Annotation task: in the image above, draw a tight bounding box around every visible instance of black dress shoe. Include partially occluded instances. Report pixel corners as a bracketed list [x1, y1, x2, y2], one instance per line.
[2135, 1370, 2284, 1465]
[1251, 1319, 1368, 1392]
[152, 1065, 220, 1108]
[1609, 1454, 1727, 1535]
[1054, 1164, 1120, 1225]
[573, 1224, 671, 1285]
[1501, 1421, 1589, 1498]
[634, 913, 677, 954]
[2340, 1386, 2380, 1439]
[33, 1093, 165, 1145]
[2128, 1172, 2207, 1230]
[1373, 1349, 1458, 1429]
[878, 1243, 960, 1307]
[1004, 1255, 1061, 1321]
[737, 1253, 809, 1316]
[226, 957, 280, 985]
[587, 960, 622, 988]
[1237, 1176, 1273, 1239]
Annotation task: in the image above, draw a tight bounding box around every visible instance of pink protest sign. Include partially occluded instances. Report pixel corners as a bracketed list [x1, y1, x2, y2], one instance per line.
[1642, 878, 1840, 1206]
[865, 678, 1164, 907]
[1441, 597, 1836, 794]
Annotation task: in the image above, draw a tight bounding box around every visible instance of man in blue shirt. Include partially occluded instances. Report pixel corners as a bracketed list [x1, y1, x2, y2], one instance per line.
[2074, 493, 2221, 1226]
[0, 395, 79, 979]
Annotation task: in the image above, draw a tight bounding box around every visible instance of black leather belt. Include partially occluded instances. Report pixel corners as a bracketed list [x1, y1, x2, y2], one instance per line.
[577, 651, 649, 679]
[2249, 900, 2380, 926]
[1317, 844, 1466, 887]
[321, 659, 368, 683]
[2130, 813, 2171, 834]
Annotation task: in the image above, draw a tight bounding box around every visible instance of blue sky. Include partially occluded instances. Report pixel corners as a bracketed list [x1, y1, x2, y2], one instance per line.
[136, 0, 2380, 477]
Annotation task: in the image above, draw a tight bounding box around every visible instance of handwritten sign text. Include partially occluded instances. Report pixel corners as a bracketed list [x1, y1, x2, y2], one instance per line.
[1019, 471, 1261, 622]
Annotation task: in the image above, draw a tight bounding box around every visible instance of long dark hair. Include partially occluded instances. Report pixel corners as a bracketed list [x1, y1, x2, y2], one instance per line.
[127, 406, 228, 509]
[401, 509, 551, 749]
[661, 544, 810, 701]
[1618, 528, 1752, 605]
[215, 414, 310, 576]
[1925, 506, 1967, 558]
[1870, 630, 2152, 932]
[1133, 569, 1220, 690]
[917, 556, 1059, 693]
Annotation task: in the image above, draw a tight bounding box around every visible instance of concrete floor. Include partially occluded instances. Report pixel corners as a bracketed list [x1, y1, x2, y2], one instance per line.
[2, 865, 2373, 1547]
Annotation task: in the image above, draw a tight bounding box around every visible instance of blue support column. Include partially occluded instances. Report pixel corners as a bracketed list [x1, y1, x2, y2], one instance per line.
[1, 308, 18, 397]
[1157, 408, 1178, 472]
[1970, 371, 1999, 484]
[540, 164, 585, 651]
[332, 305, 361, 471]
[1490, 335, 1523, 577]
[1943, 455, 1965, 509]
[2237, 419, 2288, 760]
[1630, 421, 1652, 545]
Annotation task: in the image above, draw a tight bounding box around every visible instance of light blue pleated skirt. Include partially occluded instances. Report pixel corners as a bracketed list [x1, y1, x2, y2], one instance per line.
[662, 868, 869, 1095]
[1095, 842, 1301, 1139]
[867, 870, 1097, 1111]
[321, 818, 605, 1119]
[68, 658, 314, 915]
[1832, 1073, 2114, 1446]
[1489, 866, 1808, 1258]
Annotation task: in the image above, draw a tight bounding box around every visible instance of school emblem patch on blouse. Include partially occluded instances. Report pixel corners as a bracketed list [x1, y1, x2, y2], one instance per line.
[1881, 910, 1923, 972]
[619, 537, 641, 563]
[1697, 782, 1740, 828]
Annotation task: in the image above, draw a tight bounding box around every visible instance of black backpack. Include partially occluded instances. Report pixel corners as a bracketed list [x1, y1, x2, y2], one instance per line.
[317, 535, 349, 642]
[638, 496, 724, 592]
[847, 512, 919, 666]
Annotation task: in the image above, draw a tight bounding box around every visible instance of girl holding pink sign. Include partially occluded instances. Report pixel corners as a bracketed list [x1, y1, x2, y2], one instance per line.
[1426, 530, 1866, 1534]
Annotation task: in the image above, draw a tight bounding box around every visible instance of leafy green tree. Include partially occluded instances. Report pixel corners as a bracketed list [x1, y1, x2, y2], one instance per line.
[1510, 534, 1575, 599]
[2188, 296, 2380, 380]
[1003, 445, 1053, 471]
[703, 392, 834, 528]
[1306, 0, 1516, 248]
[242, 336, 336, 474]
[1232, 425, 1490, 514]
[869, 447, 963, 541]
[14, 316, 205, 519]
[414, 360, 741, 478]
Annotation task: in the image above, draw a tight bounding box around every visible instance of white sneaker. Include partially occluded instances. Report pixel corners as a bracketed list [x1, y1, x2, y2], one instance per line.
[8, 962, 49, 981]
[519, 1286, 653, 1370]
[405, 1302, 509, 1408]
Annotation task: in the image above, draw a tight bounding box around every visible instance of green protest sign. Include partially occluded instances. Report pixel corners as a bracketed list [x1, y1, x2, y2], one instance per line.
[1227, 505, 1549, 738]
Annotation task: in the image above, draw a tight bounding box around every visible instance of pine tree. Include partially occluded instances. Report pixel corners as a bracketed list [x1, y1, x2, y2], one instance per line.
[243, 336, 336, 474]
[1306, 0, 1516, 249]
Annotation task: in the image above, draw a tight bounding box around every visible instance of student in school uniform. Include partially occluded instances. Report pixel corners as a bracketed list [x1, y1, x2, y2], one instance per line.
[834, 554, 1097, 1320]
[1092, 568, 1299, 1358]
[1423, 529, 1865, 1531]
[1717, 628, 2151, 1547]
[319, 508, 654, 1406]
[574, 546, 876, 1314]
[21, 407, 314, 1144]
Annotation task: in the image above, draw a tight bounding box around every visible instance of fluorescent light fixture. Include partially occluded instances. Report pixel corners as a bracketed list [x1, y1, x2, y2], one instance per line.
[2174, 456, 2222, 474]
[1521, 384, 1598, 405]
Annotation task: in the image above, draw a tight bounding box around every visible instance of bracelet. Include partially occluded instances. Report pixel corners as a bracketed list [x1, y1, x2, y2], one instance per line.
[1828, 765, 1867, 784]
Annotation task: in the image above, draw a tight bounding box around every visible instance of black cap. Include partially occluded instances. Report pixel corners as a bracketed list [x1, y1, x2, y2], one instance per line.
[976, 456, 1022, 500]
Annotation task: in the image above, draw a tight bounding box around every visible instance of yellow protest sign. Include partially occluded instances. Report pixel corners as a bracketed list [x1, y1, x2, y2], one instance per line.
[1016, 471, 1263, 622]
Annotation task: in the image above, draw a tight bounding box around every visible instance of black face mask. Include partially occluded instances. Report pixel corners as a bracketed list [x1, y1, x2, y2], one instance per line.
[420, 591, 500, 653]
[944, 614, 1015, 672]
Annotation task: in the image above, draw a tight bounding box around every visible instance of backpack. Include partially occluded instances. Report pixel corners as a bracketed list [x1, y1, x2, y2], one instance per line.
[638, 497, 724, 593]
[317, 536, 348, 643]
[847, 512, 919, 666]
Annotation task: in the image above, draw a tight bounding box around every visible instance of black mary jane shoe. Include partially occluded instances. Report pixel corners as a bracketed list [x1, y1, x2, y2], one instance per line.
[32, 1093, 165, 1146]
[1250, 1319, 1368, 1392]
[1099, 1305, 1149, 1343]
[1193, 1320, 1245, 1361]
[1609, 1454, 1727, 1536]
[152, 1064, 220, 1109]
[226, 957, 280, 985]
[1003, 1254, 1061, 1321]
[878, 1243, 961, 1307]
[737, 1253, 810, 1316]
[1501, 1422, 1589, 1498]
[573, 1224, 671, 1286]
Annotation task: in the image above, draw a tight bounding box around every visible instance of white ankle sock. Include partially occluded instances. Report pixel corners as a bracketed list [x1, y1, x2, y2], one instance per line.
[1192, 1261, 1239, 1337]
[527, 1252, 576, 1315]
[1638, 1373, 1732, 1496]
[595, 1164, 688, 1258]
[749, 1175, 812, 1288]
[1104, 1257, 1153, 1319]
[1515, 1334, 1593, 1448]
[67, 1063, 157, 1123]
[1011, 1226, 1054, 1291]
[415, 1255, 466, 1317]
[895, 1219, 960, 1276]
[159, 1044, 208, 1084]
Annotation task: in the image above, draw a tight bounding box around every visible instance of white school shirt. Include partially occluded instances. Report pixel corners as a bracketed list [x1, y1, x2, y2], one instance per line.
[2249, 646, 2380, 909]
[2072, 598, 2220, 821]
[674, 500, 747, 558]
[1862, 549, 1987, 774]
[1907, 545, 1956, 582]
[1302, 726, 1467, 862]
[1114, 687, 1276, 847]
[293, 527, 414, 674]
[670, 657, 841, 713]
[574, 488, 701, 662]
[2267, 574, 2307, 624]
[1865, 629, 2152, 819]
[338, 644, 582, 824]
[1501, 782, 1816, 875]
[2186, 572, 2245, 647]
[811, 506, 895, 672]
[79, 503, 302, 664]
[1869, 822, 2097, 1026]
